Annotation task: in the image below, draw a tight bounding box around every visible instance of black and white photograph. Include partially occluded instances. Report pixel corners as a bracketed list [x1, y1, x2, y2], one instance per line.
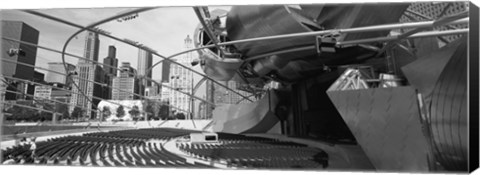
[0, 1, 478, 174]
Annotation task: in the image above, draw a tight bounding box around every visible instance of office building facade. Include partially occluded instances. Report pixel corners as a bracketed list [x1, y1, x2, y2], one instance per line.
[168, 35, 194, 115]
[137, 48, 153, 88]
[69, 31, 104, 118]
[69, 63, 105, 118]
[102, 45, 118, 99]
[1, 20, 39, 100]
[83, 32, 99, 63]
[103, 46, 118, 76]
[112, 62, 139, 100]
[45, 62, 76, 86]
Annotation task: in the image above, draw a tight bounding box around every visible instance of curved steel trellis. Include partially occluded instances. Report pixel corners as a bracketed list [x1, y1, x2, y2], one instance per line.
[23, 9, 253, 104]
[1, 36, 213, 107]
[0, 59, 190, 116]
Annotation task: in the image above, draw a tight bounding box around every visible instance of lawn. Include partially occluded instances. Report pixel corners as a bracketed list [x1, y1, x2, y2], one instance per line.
[2, 125, 112, 135]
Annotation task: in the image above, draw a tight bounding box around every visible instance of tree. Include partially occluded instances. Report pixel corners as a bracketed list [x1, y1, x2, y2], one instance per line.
[159, 103, 169, 120]
[5, 102, 37, 121]
[129, 105, 141, 121]
[62, 110, 70, 121]
[71, 107, 83, 121]
[175, 112, 186, 120]
[145, 103, 155, 120]
[102, 106, 112, 118]
[116, 105, 125, 118]
[40, 103, 54, 121]
[39, 111, 52, 121]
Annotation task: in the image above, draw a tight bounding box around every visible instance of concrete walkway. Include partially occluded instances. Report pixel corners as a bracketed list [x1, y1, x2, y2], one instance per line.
[246, 133, 375, 171]
[159, 133, 375, 171]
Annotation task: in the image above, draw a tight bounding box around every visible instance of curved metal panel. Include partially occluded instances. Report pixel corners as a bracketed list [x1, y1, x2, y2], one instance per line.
[226, 5, 319, 57]
[429, 37, 468, 171]
[200, 49, 243, 81]
[211, 90, 280, 134]
[401, 38, 463, 104]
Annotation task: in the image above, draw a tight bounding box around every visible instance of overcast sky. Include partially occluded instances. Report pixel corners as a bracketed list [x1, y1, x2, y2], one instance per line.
[1, 6, 231, 99]
[0, 7, 231, 80]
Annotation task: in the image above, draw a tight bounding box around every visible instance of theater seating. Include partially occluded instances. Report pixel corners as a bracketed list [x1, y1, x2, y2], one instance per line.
[178, 133, 328, 169]
[1, 128, 328, 169]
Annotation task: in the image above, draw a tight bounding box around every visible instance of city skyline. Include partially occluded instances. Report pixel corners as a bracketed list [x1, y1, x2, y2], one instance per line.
[0, 7, 231, 100]
[0, 7, 229, 80]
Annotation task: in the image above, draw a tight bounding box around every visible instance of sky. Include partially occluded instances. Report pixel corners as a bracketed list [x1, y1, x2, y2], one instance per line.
[0, 6, 231, 99]
[0, 7, 230, 79]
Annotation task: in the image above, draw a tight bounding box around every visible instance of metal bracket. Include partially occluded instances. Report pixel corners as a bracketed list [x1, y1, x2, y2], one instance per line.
[316, 34, 339, 55]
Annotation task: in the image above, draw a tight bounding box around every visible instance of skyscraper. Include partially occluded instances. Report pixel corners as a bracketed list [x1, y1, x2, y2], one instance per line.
[103, 45, 118, 99]
[137, 48, 153, 87]
[69, 31, 104, 118]
[161, 60, 171, 83]
[69, 63, 105, 118]
[83, 32, 100, 62]
[1, 20, 39, 100]
[103, 46, 118, 76]
[168, 35, 194, 115]
[112, 62, 139, 100]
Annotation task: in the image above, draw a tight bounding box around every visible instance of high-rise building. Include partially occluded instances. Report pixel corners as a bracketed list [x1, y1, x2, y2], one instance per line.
[103, 46, 118, 99]
[83, 32, 100, 63]
[161, 60, 171, 83]
[160, 82, 170, 102]
[45, 62, 76, 86]
[144, 79, 162, 100]
[69, 63, 105, 118]
[1, 20, 39, 100]
[69, 31, 104, 118]
[103, 46, 118, 76]
[112, 62, 139, 100]
[168, 35, 195, 116]
[25, 71, 46, 100]
[137, 48, 153, 87]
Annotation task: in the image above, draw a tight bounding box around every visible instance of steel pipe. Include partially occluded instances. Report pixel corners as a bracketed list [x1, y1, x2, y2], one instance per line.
[23, 10, 252, 103]
[1, 37, 213, 106]
[337, 29, 469, 46]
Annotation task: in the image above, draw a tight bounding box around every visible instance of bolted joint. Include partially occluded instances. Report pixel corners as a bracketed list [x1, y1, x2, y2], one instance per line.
[316, 35, 339, 55]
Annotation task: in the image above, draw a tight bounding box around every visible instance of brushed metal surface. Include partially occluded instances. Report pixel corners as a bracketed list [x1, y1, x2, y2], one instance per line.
[401, 37, 468, 171]
[428, 37, 468, 171]
[226, 5, 319, 57]
[401, 37, 463, 104]
[212, 90, 280, 134]
[327, 87, 429, 171]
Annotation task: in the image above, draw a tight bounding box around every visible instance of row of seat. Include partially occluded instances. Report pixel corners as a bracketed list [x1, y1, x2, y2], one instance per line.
[50, 135, 145, 147]
[3, 128, 328, 169]
[2, 128, 212, 168]
[178, 135, 329, 169]
[84, 128, 200, 141]
[32, 141, 211, 168]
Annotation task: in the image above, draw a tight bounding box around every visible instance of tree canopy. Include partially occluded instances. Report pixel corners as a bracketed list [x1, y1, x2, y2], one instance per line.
[116, 105, 125, 118]
[71, 107, 84, 120]
[129, 105, 141, 121]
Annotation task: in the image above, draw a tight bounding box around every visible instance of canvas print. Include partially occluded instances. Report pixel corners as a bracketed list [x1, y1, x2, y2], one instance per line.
[0, 2, 477, 173]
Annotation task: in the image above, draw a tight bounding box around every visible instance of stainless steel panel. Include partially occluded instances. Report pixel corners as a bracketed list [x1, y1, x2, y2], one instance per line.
[401, 37, 468, 171]
[401, 38, 463, 103]
[212, 90, 280, 134]
[428, 37, 468, 171]
[327, 87, 429, 171]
